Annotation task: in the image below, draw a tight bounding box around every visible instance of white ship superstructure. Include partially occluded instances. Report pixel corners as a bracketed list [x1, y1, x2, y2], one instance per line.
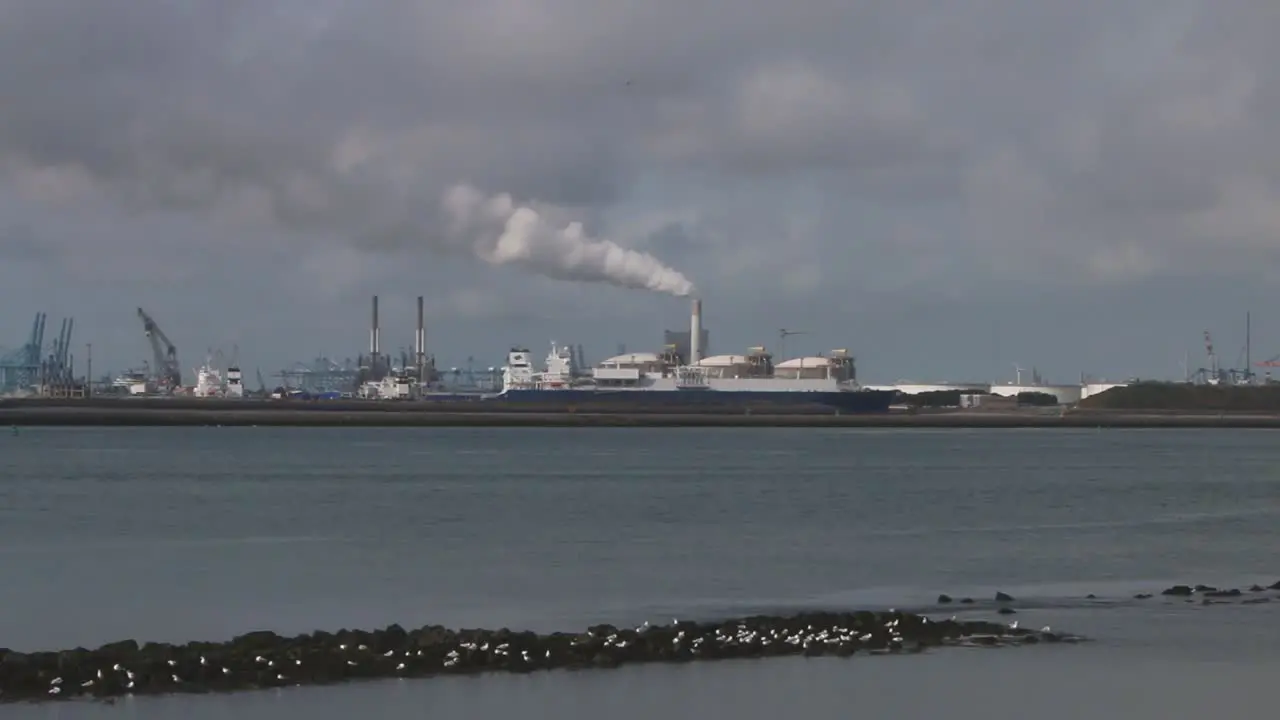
[193, 357, 224, 397]
[359, 369, 416, 399]
[110, 369, 154, 396]
[225, 366, 244, 398]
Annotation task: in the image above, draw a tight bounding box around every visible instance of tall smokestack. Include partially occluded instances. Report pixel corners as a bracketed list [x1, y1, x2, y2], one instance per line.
[416, 295, 426, 381]
[690, 298, 702, 363]
[371, 295, 380, 357]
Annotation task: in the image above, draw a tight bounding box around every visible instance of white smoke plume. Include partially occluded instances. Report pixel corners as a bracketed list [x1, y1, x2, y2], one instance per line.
[442, 184, 696, 297]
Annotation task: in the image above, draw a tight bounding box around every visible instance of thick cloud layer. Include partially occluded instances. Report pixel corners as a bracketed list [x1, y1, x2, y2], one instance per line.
[4, 1, 1279, 282]
[2, 1, 1279, 376]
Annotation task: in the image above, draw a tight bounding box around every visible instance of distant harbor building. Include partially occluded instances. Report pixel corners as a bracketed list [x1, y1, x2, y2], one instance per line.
[663, 328, 710, 364]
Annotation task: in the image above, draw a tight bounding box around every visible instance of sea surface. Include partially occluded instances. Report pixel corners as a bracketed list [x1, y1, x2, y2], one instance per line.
[2, 426, 1279, 719]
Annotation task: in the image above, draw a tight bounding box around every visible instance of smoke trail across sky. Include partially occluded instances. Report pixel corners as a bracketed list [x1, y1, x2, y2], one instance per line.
[441, 184, 696, 297]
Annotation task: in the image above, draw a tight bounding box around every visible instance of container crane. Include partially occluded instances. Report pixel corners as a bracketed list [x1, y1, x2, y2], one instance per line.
[778, 329, 807, 362]
[137, 307, 182, 390]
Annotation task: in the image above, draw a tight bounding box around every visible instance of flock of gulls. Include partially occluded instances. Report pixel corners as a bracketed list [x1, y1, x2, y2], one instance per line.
[3, 606, 1073, 704]
[5, 581, 1277, 704]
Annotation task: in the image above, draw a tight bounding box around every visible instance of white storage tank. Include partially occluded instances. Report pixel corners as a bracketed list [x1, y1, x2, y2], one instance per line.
[774, 356, 832, 380]
[989, 383, 1083, 404]
[1080, 382, 1128, 400]
[599, 352, 662, 367]
[695, 354, 751, 378]
[892, 382, 992, 395]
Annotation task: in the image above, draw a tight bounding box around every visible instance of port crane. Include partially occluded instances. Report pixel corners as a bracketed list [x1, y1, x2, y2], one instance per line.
[778, 329, 807, 362]
[137, 307, 182, 390]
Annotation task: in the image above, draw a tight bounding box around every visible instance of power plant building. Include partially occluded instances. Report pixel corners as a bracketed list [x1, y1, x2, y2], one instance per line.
[663, 327, 709, 365]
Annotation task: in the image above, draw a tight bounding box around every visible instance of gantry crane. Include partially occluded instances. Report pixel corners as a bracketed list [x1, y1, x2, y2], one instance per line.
[778, 328, 807, 362]
[137, 307, 182, 390]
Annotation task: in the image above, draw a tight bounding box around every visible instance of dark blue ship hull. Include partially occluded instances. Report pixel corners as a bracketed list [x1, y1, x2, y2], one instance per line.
[487, 388, 896, 413]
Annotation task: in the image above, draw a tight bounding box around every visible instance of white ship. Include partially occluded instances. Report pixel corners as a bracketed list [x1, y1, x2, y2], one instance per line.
[493, 299, 896, 412]
[110, 369, 154, 396]
[225, 365, 244, 398]
[193, 357, 224, 397]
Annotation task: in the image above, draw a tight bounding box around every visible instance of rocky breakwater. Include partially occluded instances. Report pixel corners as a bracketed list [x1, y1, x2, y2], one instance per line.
[0, 610, 1079, 703]
[1150, 579, 1280, 604]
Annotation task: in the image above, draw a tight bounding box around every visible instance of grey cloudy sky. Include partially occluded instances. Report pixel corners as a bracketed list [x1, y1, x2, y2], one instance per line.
[2, 0, 1279, 384]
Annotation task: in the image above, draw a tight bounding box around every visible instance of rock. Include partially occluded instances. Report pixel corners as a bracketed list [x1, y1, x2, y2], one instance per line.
[937, 594, 953, 603]
[1161, 585, 1193, 596]
[1249, 585, 1265, 592]
[995, 592, 1015, 602]
[1269, 580, 1280, 590]
[1134, 593, 1152, 599]
[1203, 589, 1241, 598]
[997, 607, 1016, 615]
[0, 608, 1081, 704]
[960, 598, 974, 604]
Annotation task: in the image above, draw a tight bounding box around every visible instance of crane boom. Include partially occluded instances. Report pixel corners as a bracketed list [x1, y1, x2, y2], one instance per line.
[137, 307, 182, 389]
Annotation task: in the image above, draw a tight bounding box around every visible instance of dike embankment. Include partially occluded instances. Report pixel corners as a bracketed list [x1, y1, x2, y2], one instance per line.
[5, 398, 1280, 427]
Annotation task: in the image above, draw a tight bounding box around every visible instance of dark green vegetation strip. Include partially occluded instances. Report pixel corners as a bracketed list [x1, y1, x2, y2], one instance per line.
[1078, 382, 1280, 411]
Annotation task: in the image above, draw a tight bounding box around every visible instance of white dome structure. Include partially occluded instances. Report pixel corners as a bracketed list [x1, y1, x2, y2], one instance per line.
[696, 354, 749, 367]
[600, 352, 662, 365]
[774, 356, 833, 380]
[774, 356, 830, 369]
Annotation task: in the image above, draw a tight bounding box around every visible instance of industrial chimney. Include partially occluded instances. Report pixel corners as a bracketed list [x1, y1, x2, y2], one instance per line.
[371, 295, 380, 358]
[416, 295, 426, 382]
[690, 298, 703, 363]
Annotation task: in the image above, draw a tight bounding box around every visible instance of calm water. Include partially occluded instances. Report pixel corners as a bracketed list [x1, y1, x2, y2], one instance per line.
[2, 427, 1279, 719]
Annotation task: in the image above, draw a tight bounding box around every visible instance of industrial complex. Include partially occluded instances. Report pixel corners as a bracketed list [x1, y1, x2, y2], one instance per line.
[3, 300, 1273, 406]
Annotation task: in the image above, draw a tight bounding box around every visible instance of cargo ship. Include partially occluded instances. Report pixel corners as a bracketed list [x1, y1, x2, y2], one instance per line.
[489, 300, 896, 412]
